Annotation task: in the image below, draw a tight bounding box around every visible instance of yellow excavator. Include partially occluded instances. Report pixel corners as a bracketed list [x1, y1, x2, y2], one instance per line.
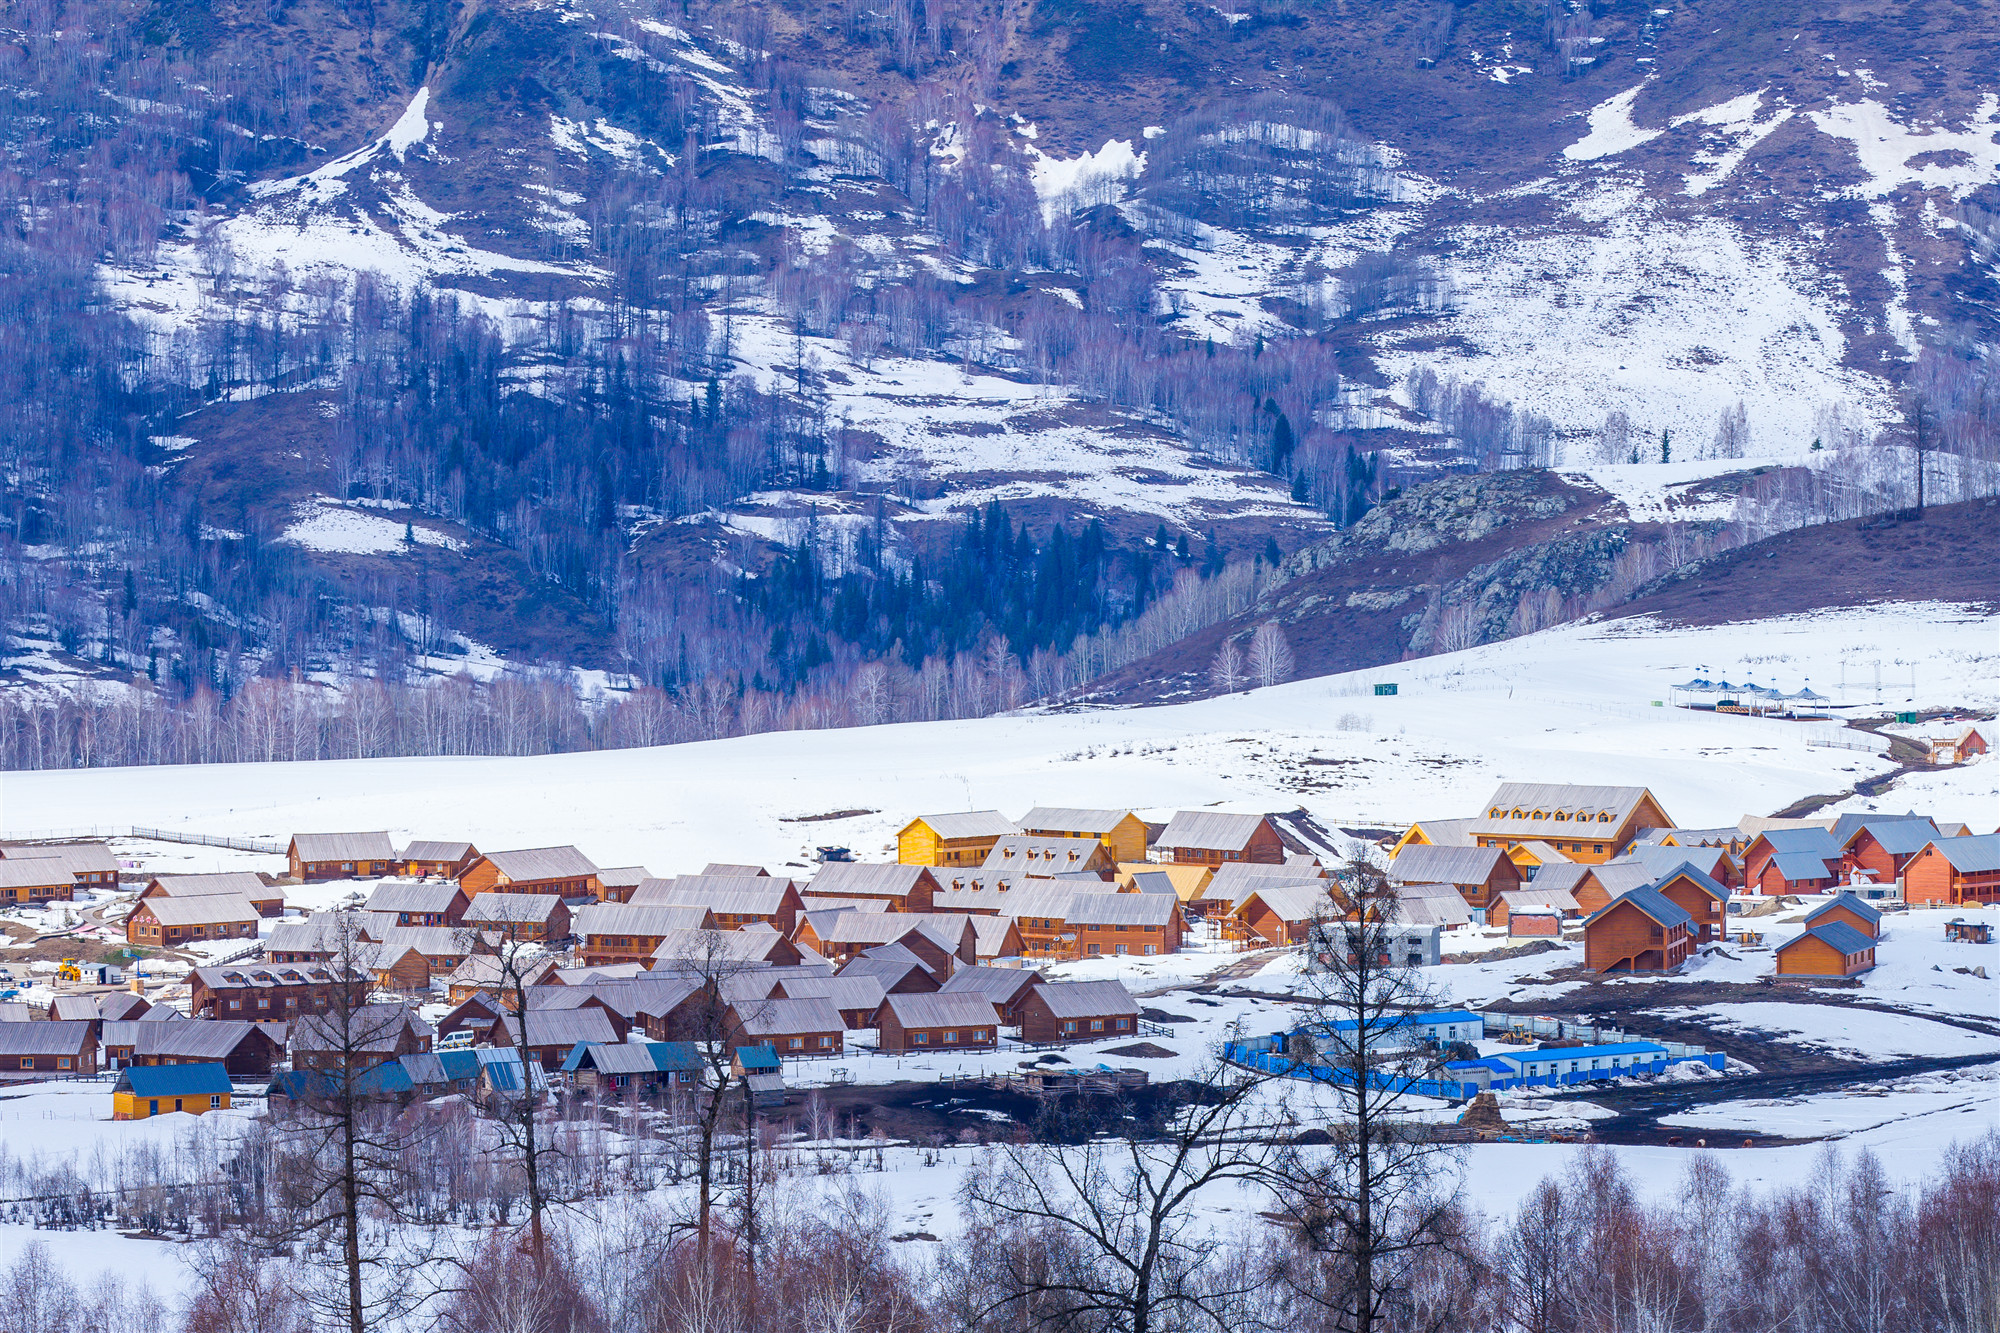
[53, 958, 82, 983]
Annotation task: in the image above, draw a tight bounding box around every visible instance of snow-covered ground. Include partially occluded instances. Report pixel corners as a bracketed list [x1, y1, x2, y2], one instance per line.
[3, 603, 1991, 872]
[1651, 1001, 2000, 1063]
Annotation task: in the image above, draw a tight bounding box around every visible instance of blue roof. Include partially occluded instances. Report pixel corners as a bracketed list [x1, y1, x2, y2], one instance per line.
[1769, 851, 1838, 882]
[436, 1049, 483, 1081]
[117, 1063, 232, 1098]
[1445, 1057, 1517, 1073]
[1782, 921, 1876, 956]
[1757, 828, 1840, 858]
[1862, 822, 1945, 856]
[1499, 1041, 1668, 1066]
[1584, 885, 1693, 931]
[354, 1062, 415, 1096]
[1804, 892, 1882, 927]
[735, 1044, 781, 1070]
[1829, 813, 1933, 848]
[1650, 863, 1730, 903]
[1323, 1009, 1481, 1033]
[1928, 833, 2000, 874]
[485, 1061, 525, 1091]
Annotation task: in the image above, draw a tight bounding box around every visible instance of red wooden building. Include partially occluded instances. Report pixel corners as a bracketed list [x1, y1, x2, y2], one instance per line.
[1581, 887, 1694, 973]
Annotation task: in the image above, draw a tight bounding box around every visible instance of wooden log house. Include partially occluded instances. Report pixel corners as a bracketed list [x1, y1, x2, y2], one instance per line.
[458, 846, 602, 899]
[1015, 980, 1140, 1045]
[1468, 784, 1674, 865]
[874, 992, 1001, 1053]
[141, 871, 285, 917]
[1155, 811, 1287, 866]
[288, 832, 398, 881]
[1902, 834, 2000, 907]
[125, 892, 262, 948]
[1018, 807, 1152, 864]
[896, 811, 1018, 867]
[1581, 887, 1694, 973]
[190, 963, 371, 1020]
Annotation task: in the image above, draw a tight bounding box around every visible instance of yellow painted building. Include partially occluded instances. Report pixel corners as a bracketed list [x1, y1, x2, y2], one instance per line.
[1389, 818, 1479, 857]
[1114, 861, 1212, 902]
[896, 811, 1018, 867]
[1019, 807, 1152, 864]
[1469, 784, 1675, 865]
[112, 1063, 233, 1120]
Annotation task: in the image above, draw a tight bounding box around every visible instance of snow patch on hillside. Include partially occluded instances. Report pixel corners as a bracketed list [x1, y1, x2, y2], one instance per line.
[278, 500, 465, 555]
[1808, 95, 2000, 197]
[1564, 84, 1661, 161]
[1028, 138, 1146, 220]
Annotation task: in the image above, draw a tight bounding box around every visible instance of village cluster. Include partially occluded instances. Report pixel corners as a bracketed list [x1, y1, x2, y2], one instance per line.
[0, 776, 1993, 1119]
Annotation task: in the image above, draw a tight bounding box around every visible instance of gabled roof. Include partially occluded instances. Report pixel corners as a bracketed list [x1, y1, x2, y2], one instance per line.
[365, 880, 465, 914]
[808, 862, 936, 897]
[1018, 807, 1140, 835]
[1064, 893, 1178, 928]
[462, 893, 563, 925]
[1512, 841, 1572, 864]
[940, 966, 1043, 1005]
[1591, 862, 1659, 897]
[810, 911, 970, 951]
[880, 992, 1000, 1028]
[836, 952, 936, 990]
[132, 1020, 277, 1059]
[1583, 886, 1693, 932]
[290, 833, 397, 862]
[1768, 851, 1839, 882]
[982, 835, 1107, 871]
[769, 974, 888, 1011]
[1827, 812, 1930, 846]
[1847, 820, 1944, 856]
[1649, 863, 1731, 904]
[1516, 864, 1597, 895]
[1389, 844, 1510, 886]
[572, 903, 711, 938]
[729, 996, 844, 1037]
[369, 925, 466, 959]
[1392, 893, 1473, 928]
[1156, 811, 1274, 851]
[596, 866, 651, 889]
[1780, 921, 1876, 956]
[401, 840, 475, 863]
[1027, 980, 1139, 1019]
[4, 843, 119, 876]
[1618, 844, 1732, 880]
[903, 810, 1017, 840]
[801, 895, 892, 914]
[291, 1005, 431, 1054]
[561, 1041, 702, 1076]
[0, 1020, 95, 1055]
[480, 846, 599, 881]
[192, 962, 357, 990]
[1919, 833, 2000, 874]
[493, 1007, 623, 1048]
[1403, 817, 1479, 847]
[1804, 892, 1884, 927]
[1496, 887, 1581, 913]
[131, 893, 261, 926]
[1240, 882, 1330, 923]
[1468, 784, 1667, 840]
[145, 871, 276, 899]
[647, 927, 792, 965]
[643, 879, 799, 915]
[267, 913, 360, 954]
[968, 915, 1022, 956]
[1127, 871, 1182, 896]
[702, 863, 771, 877]
[115, 1063, 233, 1098]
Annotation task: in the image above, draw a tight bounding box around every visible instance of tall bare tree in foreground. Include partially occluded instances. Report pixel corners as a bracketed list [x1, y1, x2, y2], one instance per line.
[1267, 864, 1474, 1333]
[464, 919, 561, 1258]
[949, 1049, 1280, 1333]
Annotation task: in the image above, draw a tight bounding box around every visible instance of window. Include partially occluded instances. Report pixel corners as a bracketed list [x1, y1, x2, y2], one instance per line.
[257, 998, 270, 1010]
[174, 1098, 184, 1111]
[228, 999, 242, 1011]
[913, 1032, 929, 1046]
[341, 863, 354, 872]
[1062, 1020, 1077, 1034]
[818, 1036, 833, 1048]
[1089, 1019, 1104, 1032]
[57, 1056, 71, 1070]
[1114, 944, 1128, 956]
[1144, 945, 1157, 956]
[788, 1038, 803, 1050]
[1087, 943, 1101, 955]
[18, 1057, 29, 1069]
[1594, 845, 1604, 854]
[972, 1030, 988, 1041]
[943, 1029, 959, 1044]
[210, 1095, 222, 1109]
[1116, 1018, 1130, 1030]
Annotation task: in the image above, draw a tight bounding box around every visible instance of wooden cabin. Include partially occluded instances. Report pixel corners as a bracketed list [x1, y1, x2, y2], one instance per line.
[113, 1063, 233, 1120]
[638, 876, 806, 935]
[291, 1007, 434, 1073]
[573, 903, 714, 965]
[1838, 819, 1941, 885]
[1741, 827, 1839, 890]
[762, 974, 891, 1029]
[1506, 841, 1573, 873]
[367, 926, 469, 991]
[1114, 862, 1212, 902]
[364, 879, 470, 927]
[1389, 844, 1523, 910]
[1015, 980, 1139, 1045]
[1486, 887, 1583, 930]
[462, 891, 571, 941]
[1508, 906, 1563, 937]
[190, 963, 370, 1020]
[125, 893, 261, 948]
[1238, 883, 1328, 945]
[486, 1006, 627, 1070]
[805, 862, 941, 913]
[1468, 784, 1674, 865]
[938, 966, 1044, 1027]
[0, 843, 118, 896]
[593, 866, 651, 903]
[1929, 726, 1990, 765]
[560, 1041, 702, 1096]
[1388, 818, 1479, 858]
[968, 914, 1027, 962]
[1017, 808, 1151, 864]
[0, 858, 78, 905]
[288, 832, 397, 882]
[1775, 922, 1876, 978]
[874, 993, 1001, 1053]
[1946, 919, 1991, 944]
[124, 1021, 284, 1078]
[1581, 887, 1694, 973]
[981, 835, 1115, 879]
[647, 925, 803, 970]
[141, 871, 285, 918]
[995, 882, 1089, 958]
[725, 996, 846, 1057]
[459, 846, 601, 898]
[837, 947, 943, 997]
[1903, 834, 2000, 907]
[897, 811, 1019, 867]
[1650, 866, 1730, 944]
[1155, 811, 1287, 866]
[1755, 852, 1839, 896]
[1067, 891, 1182, 957]
[797, 912, 977, 975]
[400, 840, 478, 878]
[0, 1021, 97, 1078]
[1801, 892, 1883, 941]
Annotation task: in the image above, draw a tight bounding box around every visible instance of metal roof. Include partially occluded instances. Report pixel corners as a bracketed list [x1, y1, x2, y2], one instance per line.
[1768, 851, 1839, 882]
[1026, 980, 1138, 1019]
[702, 863, 771, 877]
[1403, 818, 1479, 847]
[0, 858, 79, 890]
[1522, 864, 1596, 895]
[1018, 808, 1139, 835]
[880, 992, 1000, 1028]
[1648, 863, 1731, 903]
[497, 1007, 623, 1047]
[903, 810, 1018, 839]
[1240, 883, 1330, 922]
[462, 893, 563, 924]
[969, 916, 1020, 955]
[4, 843, 119, 876]
[133, 1021, 275, 1059]
[982, 836, 1106, 873]
[1064, 893, 1177, 928]
[290, 833, 397, 862]
[1619, 844, 1732, 879]
[480, 846, 599, 881]
[1804, 893, 1885, 926]
[0, 1020, 95, 1055]
[365, 881, 465, 914]
[1156, 811, 1272, 850]
[939, 966, 1042, 1004]
[291, 1005, 431, 1054]
[562, 1041, 702, 1075]
[1923, 833, 2000, 874]
[130, 893, 262, 926]
[1468, 784, 1663, 840]
[1496, 887, 1581, 913]
[401, 840, 474, 863]
[1591, 862, 1658, 897]
[193, 963, 353, 989]
[771, 974, 887, 1011]
[836, 953, 934, 988]
[813, 912, 970, 950]
[1783, 921, 1877, 956]
[645, 880, 798, 915]
[116, 1063, 233, 1098]
[1828, 812, 1931, 845]
[596, 866, 652, 888]
[808, 862, 935, 896]
[1389, 844, 1509, 886]
[1583, 886, 1693, 932]
[573, 903, 712, 937]
[1126, 871, 1180, 896]
[1751, 827, 1841, 859]
[1393, 893, 1473, 928]
[148, 871, 275, 899]
[730, 996, 844, 1036]
[647, 927, 791, 964]
[1856, 821, 1948, 856]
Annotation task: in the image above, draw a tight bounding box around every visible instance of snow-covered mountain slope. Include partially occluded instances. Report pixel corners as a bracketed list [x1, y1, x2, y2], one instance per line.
[8, 602, 1991, 870]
